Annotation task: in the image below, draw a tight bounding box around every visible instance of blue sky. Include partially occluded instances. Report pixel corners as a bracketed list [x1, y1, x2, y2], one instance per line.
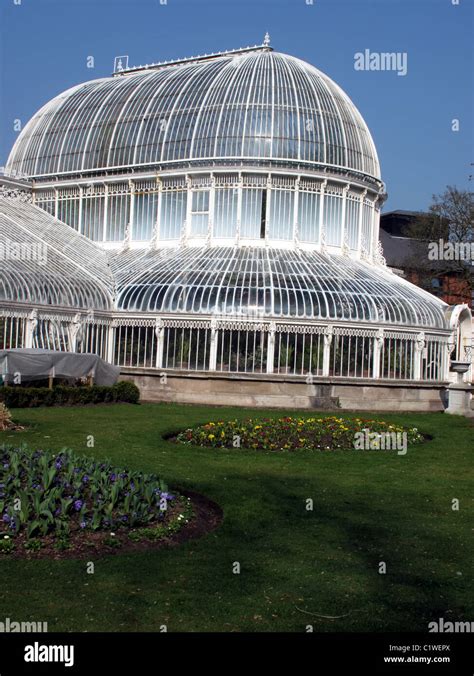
[0, 0, 472, 212]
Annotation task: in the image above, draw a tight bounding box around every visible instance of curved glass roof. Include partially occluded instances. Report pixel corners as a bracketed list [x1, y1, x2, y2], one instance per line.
[109, 246, 447, 329]
[7, 48, 380, 181]
[0, 196, 114, 311]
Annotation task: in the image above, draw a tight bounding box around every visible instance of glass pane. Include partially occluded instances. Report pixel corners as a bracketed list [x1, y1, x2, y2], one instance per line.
[241, 189, 263, 238]
[192, 190, 209, 213]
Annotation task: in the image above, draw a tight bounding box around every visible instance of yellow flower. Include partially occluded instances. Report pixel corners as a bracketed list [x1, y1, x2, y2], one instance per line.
[208, 434, 215, 440]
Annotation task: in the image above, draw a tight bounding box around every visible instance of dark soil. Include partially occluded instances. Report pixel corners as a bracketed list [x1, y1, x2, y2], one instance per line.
[2, 490, 223, 560]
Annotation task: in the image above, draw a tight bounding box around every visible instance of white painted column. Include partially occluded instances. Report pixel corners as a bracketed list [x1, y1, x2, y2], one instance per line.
[371, 201, 379, 260]
[266, 322, 276, 374]
[443, 338, 451, 382]
[68, 313, 82, 353]
[151, 179, 162, 248]
[322, 325, 333, 377]
[265, 174, 272, 242]
[208, 318, 218, 371]
[208, 174, 216, 243]
[103, 183, 109, 243]
[128, 180, 136, 241]
[24, 310, 38, 349]
[372, 328, 384, 379]
[106, 321, 116, 363]
[357, 189, 367, 258]
[78, 186, 84, 235]
[414, 332, 425, 381]
[54, 188, 59, 219]
[155, 319, 165, 369]
[318, 179, 327, 246]
[236, 173, 243, 244]
[293, 177, 300, 245]
[340, 184, 349, 248]
[184, 175, 193, 242]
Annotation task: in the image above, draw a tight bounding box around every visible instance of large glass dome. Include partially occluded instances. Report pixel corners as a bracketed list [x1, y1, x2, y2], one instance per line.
[5, 42, 386, 255]
[7, 47, 380, 181]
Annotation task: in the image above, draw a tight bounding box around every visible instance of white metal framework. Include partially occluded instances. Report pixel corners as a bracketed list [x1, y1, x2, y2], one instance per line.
[1, 42, 471, 384]
[109, 245, 446, 327]
[27, 173, 383, 260]
[0, 192, 113, 311]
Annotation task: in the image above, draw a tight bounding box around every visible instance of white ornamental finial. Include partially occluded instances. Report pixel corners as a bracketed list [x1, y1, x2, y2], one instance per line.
[264, 32, 271, 47]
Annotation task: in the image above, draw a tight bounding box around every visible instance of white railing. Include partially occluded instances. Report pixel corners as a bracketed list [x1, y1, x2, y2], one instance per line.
[0, 305, 454, 382]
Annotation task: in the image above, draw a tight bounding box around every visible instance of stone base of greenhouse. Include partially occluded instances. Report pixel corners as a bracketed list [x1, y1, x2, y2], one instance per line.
[120, 368, 452, 412]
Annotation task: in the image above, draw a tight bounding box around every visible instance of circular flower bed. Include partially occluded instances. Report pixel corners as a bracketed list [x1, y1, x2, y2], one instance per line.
[176, 416, 424, 452]
[0, 444, 194, 557]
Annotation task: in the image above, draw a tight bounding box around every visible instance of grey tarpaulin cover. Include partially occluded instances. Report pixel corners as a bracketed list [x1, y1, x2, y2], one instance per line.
[0, 349, 120, 386]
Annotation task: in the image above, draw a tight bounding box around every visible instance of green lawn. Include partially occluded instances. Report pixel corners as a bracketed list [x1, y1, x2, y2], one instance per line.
[0, 403, 472, 632]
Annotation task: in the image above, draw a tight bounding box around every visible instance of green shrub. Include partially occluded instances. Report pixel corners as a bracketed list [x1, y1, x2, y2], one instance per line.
[0, 381, 140, 408]
[113, 381, 140, 404]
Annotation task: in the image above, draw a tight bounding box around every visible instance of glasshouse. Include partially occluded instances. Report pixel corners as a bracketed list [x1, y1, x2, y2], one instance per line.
[1, 38, 472, 410]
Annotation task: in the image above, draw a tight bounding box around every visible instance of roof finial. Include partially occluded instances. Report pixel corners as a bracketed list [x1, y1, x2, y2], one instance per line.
[263, 32, 271, 47]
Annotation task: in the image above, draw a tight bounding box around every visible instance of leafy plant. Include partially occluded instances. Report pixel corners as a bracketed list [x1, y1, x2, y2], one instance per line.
[129, 499, 193, 541]
[0, 536, 14, 553]
[0, 444, 180, 540]
[103, 535, 121, 548]
[54, 537, 71, 552]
